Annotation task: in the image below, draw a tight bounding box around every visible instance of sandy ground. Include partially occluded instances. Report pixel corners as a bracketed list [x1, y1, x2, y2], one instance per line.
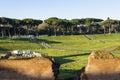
[0, 57, 55, 80]
[85, 51, 120, 80]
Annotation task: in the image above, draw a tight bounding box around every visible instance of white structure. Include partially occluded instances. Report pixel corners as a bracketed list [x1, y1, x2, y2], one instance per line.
[22, 50, 34, 57]
[33, 52, 42, 57]
[28, 35, 35, 40]
[11, 50, 42, 57]
[11, 50, 23, 55]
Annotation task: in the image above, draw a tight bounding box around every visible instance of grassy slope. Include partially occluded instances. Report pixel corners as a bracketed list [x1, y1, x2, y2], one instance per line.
[0, 34, 120, 78]
[36, 33, 120, 78]
[0, 38, 44, 51]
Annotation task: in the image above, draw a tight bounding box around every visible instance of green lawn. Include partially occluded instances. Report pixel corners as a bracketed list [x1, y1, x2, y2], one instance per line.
[0, 34, 120, 79]
[0, 38, 44, 51]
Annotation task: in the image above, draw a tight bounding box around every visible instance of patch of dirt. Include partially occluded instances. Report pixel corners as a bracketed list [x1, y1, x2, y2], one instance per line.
[89, 50, 115, 59]
[76, 50, 120, 80]
[0, 57, 59, 80]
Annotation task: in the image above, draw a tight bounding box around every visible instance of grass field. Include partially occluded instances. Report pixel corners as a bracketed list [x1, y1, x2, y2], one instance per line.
[0, 38, 44, 51]
[0, 33, 120, 79]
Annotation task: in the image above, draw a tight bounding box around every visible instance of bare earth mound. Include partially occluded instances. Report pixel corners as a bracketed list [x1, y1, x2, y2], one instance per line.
[82, 50, 120, 80]
[0, 57, 60, 80]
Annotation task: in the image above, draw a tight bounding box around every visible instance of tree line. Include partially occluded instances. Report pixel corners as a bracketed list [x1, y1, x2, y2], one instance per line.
[0, 17, 42, 38]
[0, 17, 120, 38]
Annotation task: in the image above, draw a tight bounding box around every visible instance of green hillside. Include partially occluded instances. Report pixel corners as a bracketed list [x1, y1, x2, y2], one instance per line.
[0, 33, 120, 78]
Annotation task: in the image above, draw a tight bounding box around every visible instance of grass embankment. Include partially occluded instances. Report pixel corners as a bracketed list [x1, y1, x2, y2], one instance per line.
[0, 33, 120, 78]
[0, 38, 44, 51]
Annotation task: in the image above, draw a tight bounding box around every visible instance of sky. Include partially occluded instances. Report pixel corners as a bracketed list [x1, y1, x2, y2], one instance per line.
[0, 0, 120, 20]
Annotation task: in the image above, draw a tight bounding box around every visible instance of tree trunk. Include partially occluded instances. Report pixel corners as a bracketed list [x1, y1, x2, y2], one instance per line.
[36, 30, 39, 37]
[54, 26, 57, 36]
[18, 29, 21, 37]
[108, 26, 111, 34]
[27, 25, 29, 35]
[14, 27, 17, 36]
[8, 28, 11, 38]
[62, 28, 65, 35]
[71, 26, 74, 35]
[66, 27, 69, 34]
[86, 27, 89, 33]
[114, 29, 117, 33]
[104, 27, 106, 34]
[1, 28, 5, 38]
[78, 27, 81, 34]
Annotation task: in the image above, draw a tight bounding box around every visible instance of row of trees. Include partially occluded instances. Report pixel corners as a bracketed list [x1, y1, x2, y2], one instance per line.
[42, 17, 103, 35]
[42, 17, 120, 35]
[0, 17, 42, 38]
[1, 17, 120, 37]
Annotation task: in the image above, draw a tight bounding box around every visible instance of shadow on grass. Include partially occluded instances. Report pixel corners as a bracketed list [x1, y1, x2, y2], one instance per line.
[53, 53, 89, 80]
[11, 38, 30, 41]
[58, 67, 85, 80]
[53, 53, 90, 64]
[11, 38, 38, 44]
[0, 47, 10, 51]
[37, 38, 62, 44]
[58, 69, 76, 79]
[11, 38, 62, 46]
[0, 42, 13, 43]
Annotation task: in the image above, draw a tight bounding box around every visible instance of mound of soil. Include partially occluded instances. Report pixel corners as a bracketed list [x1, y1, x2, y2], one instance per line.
[89, 50, 115, 59]
[76, 50, 120, 80]
[0, 57, 60, 80]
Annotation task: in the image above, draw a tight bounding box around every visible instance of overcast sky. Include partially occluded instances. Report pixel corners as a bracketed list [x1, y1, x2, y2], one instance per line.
[0, 0, 120, 20]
